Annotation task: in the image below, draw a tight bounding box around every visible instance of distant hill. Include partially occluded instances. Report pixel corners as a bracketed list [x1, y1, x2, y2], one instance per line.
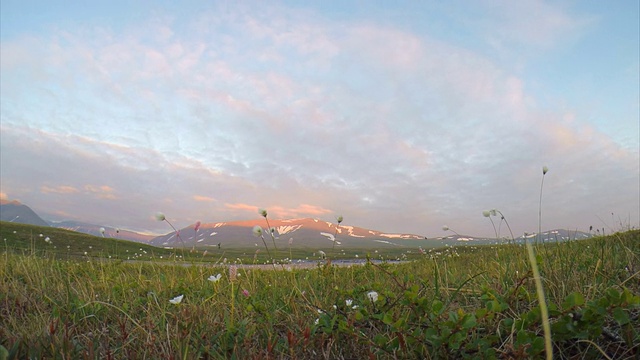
[150, 217, 500, 249]
[0, 220, 179, 260]
[0, 199, 50, 227]
[150, 217, 595, 250]
[516, 229, 593, 243]
[50, 221, 155, 243]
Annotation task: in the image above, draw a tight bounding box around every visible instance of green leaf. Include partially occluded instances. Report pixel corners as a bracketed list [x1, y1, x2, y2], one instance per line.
[382, 312, 394, 325]
[621, 288, 640, 305]
[0, 345, 8, 360]
[606, 288, 621, 304]
[424, 327, 438, 342]
[562, 292, 585, 309]
[503, 318, 514, 327]
[475, 308, 487, 318]
[392, 317, 405, 330]
[448, 311, 459, 323]
[486, 300, 500, 312]
[374, 334, 387, 347]
[529, 336, 545, 355]
[612, 307, 630, 325]
[432, 300, 444, 315]
[448, 332, 464, 350]
[461, 314, 477, 329]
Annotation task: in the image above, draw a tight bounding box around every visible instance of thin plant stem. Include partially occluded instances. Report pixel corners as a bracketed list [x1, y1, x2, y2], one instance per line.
[230, 282, 235, 328]
[164, 219, 186, 259]
[259, 234, 273, 260]
[538, 172, 547, 244]
[488, 216, 498, 239]
[496, 210, 515, 243]
[526, 241, 553, 360]
[443, 227, 461, 237]
[263, 217, 278, 255]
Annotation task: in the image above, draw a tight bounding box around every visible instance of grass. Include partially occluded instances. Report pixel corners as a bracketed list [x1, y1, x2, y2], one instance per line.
[1, 219, 638, 359]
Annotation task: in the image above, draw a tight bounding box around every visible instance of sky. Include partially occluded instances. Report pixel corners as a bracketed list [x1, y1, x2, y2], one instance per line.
[1, 0, 638, 238]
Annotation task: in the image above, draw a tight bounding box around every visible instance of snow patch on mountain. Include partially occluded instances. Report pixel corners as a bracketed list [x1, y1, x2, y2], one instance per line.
[277, 225, 302, 235]
[341, 226, 365, 238]
[321, 232, 335, 241]
[380, 233, 414, 239]
[325, 221, 344, 231]
[374, 240, 399, 246]
[457, 237, 473, 242]
[320, 232, 341, 245]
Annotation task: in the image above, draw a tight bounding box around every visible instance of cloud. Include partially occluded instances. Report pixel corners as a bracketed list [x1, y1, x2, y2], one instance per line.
[224, 203, 259, 214]
[223, 202, 333, 220]
[84, 185, 117, 200]
[266, 204, 334, 219]
[40, 185, 80, 194]
[193, 195, 216, 202]
[0, 3, 637, 237]
[450, 0, 595, 55]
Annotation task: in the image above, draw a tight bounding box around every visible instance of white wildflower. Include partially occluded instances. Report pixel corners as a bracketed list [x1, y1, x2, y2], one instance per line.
[252, 225, 263, 237]
[208, 274, 222, 283]
[169, 295, 184, 304]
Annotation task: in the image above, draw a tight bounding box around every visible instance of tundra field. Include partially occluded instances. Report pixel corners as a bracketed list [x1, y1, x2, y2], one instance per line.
[1, 221, 638, 359]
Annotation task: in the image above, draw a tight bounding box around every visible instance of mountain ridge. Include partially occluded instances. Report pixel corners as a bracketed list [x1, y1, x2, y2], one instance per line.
[0, 200, 50, 227]
[0, 199, 594, 248]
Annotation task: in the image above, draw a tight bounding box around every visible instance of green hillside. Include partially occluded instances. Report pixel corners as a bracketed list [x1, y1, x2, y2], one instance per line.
[0, 221, 196, 261]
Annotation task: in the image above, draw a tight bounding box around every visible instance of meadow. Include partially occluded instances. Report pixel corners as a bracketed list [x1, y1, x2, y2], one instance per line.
[1, 221, 638, 359]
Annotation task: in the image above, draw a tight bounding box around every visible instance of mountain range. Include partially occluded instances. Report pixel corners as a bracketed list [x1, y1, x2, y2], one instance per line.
[0, 199, 593, 248]
[0, 199, 154, 243]
[150, 217, 431, 249]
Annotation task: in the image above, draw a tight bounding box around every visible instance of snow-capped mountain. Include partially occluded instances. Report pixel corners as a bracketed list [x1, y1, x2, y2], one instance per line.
[150, 218, 595, 249]
[151, 217, 436, 249]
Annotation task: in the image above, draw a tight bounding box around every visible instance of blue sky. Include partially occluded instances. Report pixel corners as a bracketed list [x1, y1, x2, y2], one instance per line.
[1, 0, 638, 237]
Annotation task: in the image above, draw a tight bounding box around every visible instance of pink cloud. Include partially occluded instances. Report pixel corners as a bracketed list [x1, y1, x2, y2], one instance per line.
[224, 203, 259, 213]
[261, 204, 333, 219]
[84, 184, 117, 200]
[223, 202, 333, 219]
[193, 195, 216, 202]
[40, 185, 79, 194]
